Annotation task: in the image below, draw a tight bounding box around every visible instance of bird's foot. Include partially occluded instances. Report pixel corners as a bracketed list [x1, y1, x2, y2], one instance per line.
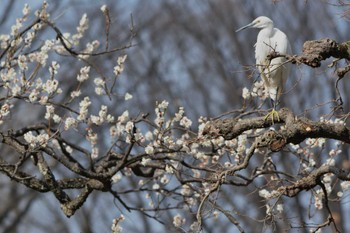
[264, 109, 280, 124]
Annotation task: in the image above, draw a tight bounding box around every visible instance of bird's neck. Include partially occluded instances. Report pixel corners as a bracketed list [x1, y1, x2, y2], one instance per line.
[259, 26, 274, 38]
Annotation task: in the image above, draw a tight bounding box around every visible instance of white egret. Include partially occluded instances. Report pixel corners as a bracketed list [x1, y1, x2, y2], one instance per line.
[236, 16, 291, 123]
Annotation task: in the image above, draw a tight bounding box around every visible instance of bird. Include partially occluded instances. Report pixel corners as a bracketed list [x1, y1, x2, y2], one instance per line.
[236, 16, 291, 123]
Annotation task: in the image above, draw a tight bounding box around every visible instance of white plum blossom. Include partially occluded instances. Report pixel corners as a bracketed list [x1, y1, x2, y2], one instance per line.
[11, 84, 21, 96]
[337, 191, 343, 197]
[94, 77, 105, 95]
[154, 101, 169, 127]
[78, 14, 89, 33]
[141, 157, 151, 166]
[91, 147, 99, 159]
[70, 90, 81, 98]
[0, 103, 11, 118]
[64, 117, 77, 130]
[24, 31, 35, 47]
[90, 115, 103, 125]
[180, 116, 192, 128]
[79, 40, 100, 59]
[242, 87, 251, 99]
[77, 66, 90, 82]
[72, 13, 89, 43]
[114, 55, 127, 76]
[341, 181, 350, 191]
[174, 107, 185, 121]
[173, 214, 186, 228]
[213, 211, 220, 220]
[90, 105, 109, 125]
[118, 110, 129, 123]
[145, 145, 154, 155]
[65, 145, 73, 154]
[100, 5, 107, 12]
[165, 164, 174, 173]
[251, 80, 266, 99]
[160, 175, 169, 184]
[276, 204, 283, 213]
[22, 4, 30, 17]
[45, 105, 55, 119]
[324, 158, 335, 166]
[125, 121, 134, 133]
[111, 172, 122, 183]
[0, 34, 10, 49]
[24, 131, 36, 146]
[49, 61, 60, 75]
[77, 97, 91, 121]
[111, 215, 125, 233]
[145, 131, 153, 141]
[86, 129, 98, 145]
[110, 126, 117, 137]
[24, 132, 50, 148]
[158, 100, 169, 110]
[124, 92, 132, 100]
[39, 96, 48, 105]
[18, 55, 28, 70]
[42, 79, 59, 95]
[152, 183, 160, 190]
[314, 189, 323, 209]
[181, 184, 191, 196]
[107, 114, 114, 123]
[259, 189, 271, 199]
[99, 105, 108, 118]
[1, 68, 16, 82]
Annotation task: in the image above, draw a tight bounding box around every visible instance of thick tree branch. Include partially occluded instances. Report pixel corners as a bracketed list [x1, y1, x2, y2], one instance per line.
[273, 165, 350, 198]
[269, 38, 350, 77]
[204, 108, 350, 152]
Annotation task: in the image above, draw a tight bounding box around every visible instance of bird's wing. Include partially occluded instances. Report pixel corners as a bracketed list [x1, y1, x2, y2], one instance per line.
[270, 29, 291, 84]
[272, 29, 290, 54]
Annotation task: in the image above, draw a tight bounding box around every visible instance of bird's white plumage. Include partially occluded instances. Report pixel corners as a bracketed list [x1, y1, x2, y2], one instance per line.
[237, 16, 291, 104]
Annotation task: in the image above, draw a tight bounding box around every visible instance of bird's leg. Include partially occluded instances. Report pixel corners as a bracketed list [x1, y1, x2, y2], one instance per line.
[264, 90, 280, 124]
[264, 100, 280, 124]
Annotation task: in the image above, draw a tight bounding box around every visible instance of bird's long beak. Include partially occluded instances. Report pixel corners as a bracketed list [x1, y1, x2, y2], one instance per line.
[235, 22, 255, 32]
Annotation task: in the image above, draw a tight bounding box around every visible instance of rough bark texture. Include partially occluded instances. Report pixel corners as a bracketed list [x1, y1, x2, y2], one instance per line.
[204, 108, 350, 151]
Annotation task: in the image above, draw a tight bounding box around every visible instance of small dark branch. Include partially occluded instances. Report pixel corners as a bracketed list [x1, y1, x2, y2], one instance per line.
[211, 202, 245, 233]
[0, 157, 49, 191]
[57, 178, 88, 189]
[109, 189, 131, 212]
[196, 142, 257, 231]
[61, 185, 92, 217]
[42, 19, 134, 57]
[130, 164, 156, 177]
[10, 123, 48, 137]
[318, 182, 341, 233]
[0, 132, 27, 154]
[60, 178, 110, 217]
[335, 77, 344, 108]
[311, 217, 335, 233]
[0, 18, 41, 61]
[273, 166, 350, 198]
[42, 147, 101, 179]
[35, 152, 71, 204]
[101, 5, 111, 51]
[336, 63, 350, 79]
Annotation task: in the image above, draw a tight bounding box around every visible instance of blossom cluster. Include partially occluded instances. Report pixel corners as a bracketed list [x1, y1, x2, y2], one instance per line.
[241, 80, 267, 100]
